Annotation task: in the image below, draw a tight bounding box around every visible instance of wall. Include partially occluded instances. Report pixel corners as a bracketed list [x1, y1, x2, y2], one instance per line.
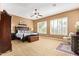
[33, 9, 79, 38]
[11, 15, 33, 33]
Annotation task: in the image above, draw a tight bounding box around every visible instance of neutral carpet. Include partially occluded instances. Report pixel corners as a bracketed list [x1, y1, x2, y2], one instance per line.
[56, 43, 76, 55]
[1, 36, 75, 56]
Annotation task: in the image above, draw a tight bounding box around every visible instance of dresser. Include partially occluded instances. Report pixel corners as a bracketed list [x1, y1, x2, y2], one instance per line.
[71, 35, 79, 55]
[0, 10, 12, 54]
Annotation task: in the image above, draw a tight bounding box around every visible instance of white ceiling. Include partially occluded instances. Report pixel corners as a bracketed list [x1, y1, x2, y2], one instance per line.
[0, 3, 79, 20]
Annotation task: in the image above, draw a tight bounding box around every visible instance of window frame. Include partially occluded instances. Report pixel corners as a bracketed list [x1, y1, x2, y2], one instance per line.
[50, 17, 68, 36]
[37, 21, 47, 34]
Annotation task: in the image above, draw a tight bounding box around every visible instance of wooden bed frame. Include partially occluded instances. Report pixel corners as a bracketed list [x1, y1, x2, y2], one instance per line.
[13, 26, 39, 42]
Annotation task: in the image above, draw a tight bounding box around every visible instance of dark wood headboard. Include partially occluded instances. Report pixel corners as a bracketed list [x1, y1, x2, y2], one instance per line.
[15, 26, 29, 33]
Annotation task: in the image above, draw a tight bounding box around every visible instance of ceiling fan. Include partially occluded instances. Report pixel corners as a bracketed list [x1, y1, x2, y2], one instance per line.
[31, 9, 43, 18]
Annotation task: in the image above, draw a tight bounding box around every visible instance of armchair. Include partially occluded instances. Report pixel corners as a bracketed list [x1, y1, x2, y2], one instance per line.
[63, 32, 75, 45]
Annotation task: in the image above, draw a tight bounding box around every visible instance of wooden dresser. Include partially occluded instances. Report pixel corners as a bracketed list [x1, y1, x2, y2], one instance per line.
[0, 10, 12, 54]
[71, 35, 79, 55]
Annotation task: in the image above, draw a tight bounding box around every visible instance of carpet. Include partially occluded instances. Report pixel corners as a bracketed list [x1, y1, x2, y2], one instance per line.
[56, 43, 76, 55]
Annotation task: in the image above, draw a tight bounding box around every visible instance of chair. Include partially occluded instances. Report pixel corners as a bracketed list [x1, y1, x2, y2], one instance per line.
[63, 32, 75, 45]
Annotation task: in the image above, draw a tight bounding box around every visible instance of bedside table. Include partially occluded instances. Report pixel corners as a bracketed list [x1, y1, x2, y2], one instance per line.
[11, 33, 16, 40]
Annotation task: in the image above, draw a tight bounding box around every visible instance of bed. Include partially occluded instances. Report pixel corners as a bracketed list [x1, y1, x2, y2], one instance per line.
[14, 26, 39, 42]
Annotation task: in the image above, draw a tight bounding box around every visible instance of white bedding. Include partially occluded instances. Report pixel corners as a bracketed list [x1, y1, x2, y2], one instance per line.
[16, 30, 38, 39]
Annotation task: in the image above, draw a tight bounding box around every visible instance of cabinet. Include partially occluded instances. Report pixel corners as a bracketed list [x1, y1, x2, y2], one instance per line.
[0, 10, 12, 54]
[71, 35, 79, 55]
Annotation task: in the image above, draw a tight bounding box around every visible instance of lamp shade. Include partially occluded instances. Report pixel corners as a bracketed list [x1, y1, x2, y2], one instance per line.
[75, 21, 79, 28]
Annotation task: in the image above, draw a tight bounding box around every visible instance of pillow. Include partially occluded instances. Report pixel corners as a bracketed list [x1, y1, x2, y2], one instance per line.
[18, 30, 23, 34]
[21, 30, 25, 33]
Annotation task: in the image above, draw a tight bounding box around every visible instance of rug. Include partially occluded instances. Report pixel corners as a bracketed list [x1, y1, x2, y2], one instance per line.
[56, 43, 76, 55]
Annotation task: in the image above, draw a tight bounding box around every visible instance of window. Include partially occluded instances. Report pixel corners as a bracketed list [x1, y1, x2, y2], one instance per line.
[50, 17, 68, 35]
[37, 21, 47, 34]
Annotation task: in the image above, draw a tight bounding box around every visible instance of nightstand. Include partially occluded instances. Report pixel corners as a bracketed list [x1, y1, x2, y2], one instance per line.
[11, 33, 16, 40]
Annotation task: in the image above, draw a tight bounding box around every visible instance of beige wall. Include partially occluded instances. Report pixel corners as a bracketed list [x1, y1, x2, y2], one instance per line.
[33, 9, 79, 37]
[11, 15, 33, 33]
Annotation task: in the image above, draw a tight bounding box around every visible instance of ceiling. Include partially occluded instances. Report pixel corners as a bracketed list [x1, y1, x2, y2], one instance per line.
[0, 3, 79, 20]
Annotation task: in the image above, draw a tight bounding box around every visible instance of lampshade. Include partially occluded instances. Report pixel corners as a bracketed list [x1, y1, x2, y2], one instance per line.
[75, 21, 79, 28]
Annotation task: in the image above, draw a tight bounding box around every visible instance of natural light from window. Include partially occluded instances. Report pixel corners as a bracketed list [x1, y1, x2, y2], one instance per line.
[37, 21, 47, 34]
[50, 17, 68, 35]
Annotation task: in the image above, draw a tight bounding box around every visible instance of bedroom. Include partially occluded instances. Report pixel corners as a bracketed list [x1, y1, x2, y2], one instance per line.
[0, 3, 79, 56]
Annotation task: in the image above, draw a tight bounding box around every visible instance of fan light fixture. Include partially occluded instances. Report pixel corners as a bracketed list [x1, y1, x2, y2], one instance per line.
[31, 9, 43, 18]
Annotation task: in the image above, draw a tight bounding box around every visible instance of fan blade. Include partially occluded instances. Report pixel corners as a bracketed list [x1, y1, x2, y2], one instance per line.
[39, 15, 43, 16]
[38, 13, 42, 17]
[31, 15, 34, 17]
